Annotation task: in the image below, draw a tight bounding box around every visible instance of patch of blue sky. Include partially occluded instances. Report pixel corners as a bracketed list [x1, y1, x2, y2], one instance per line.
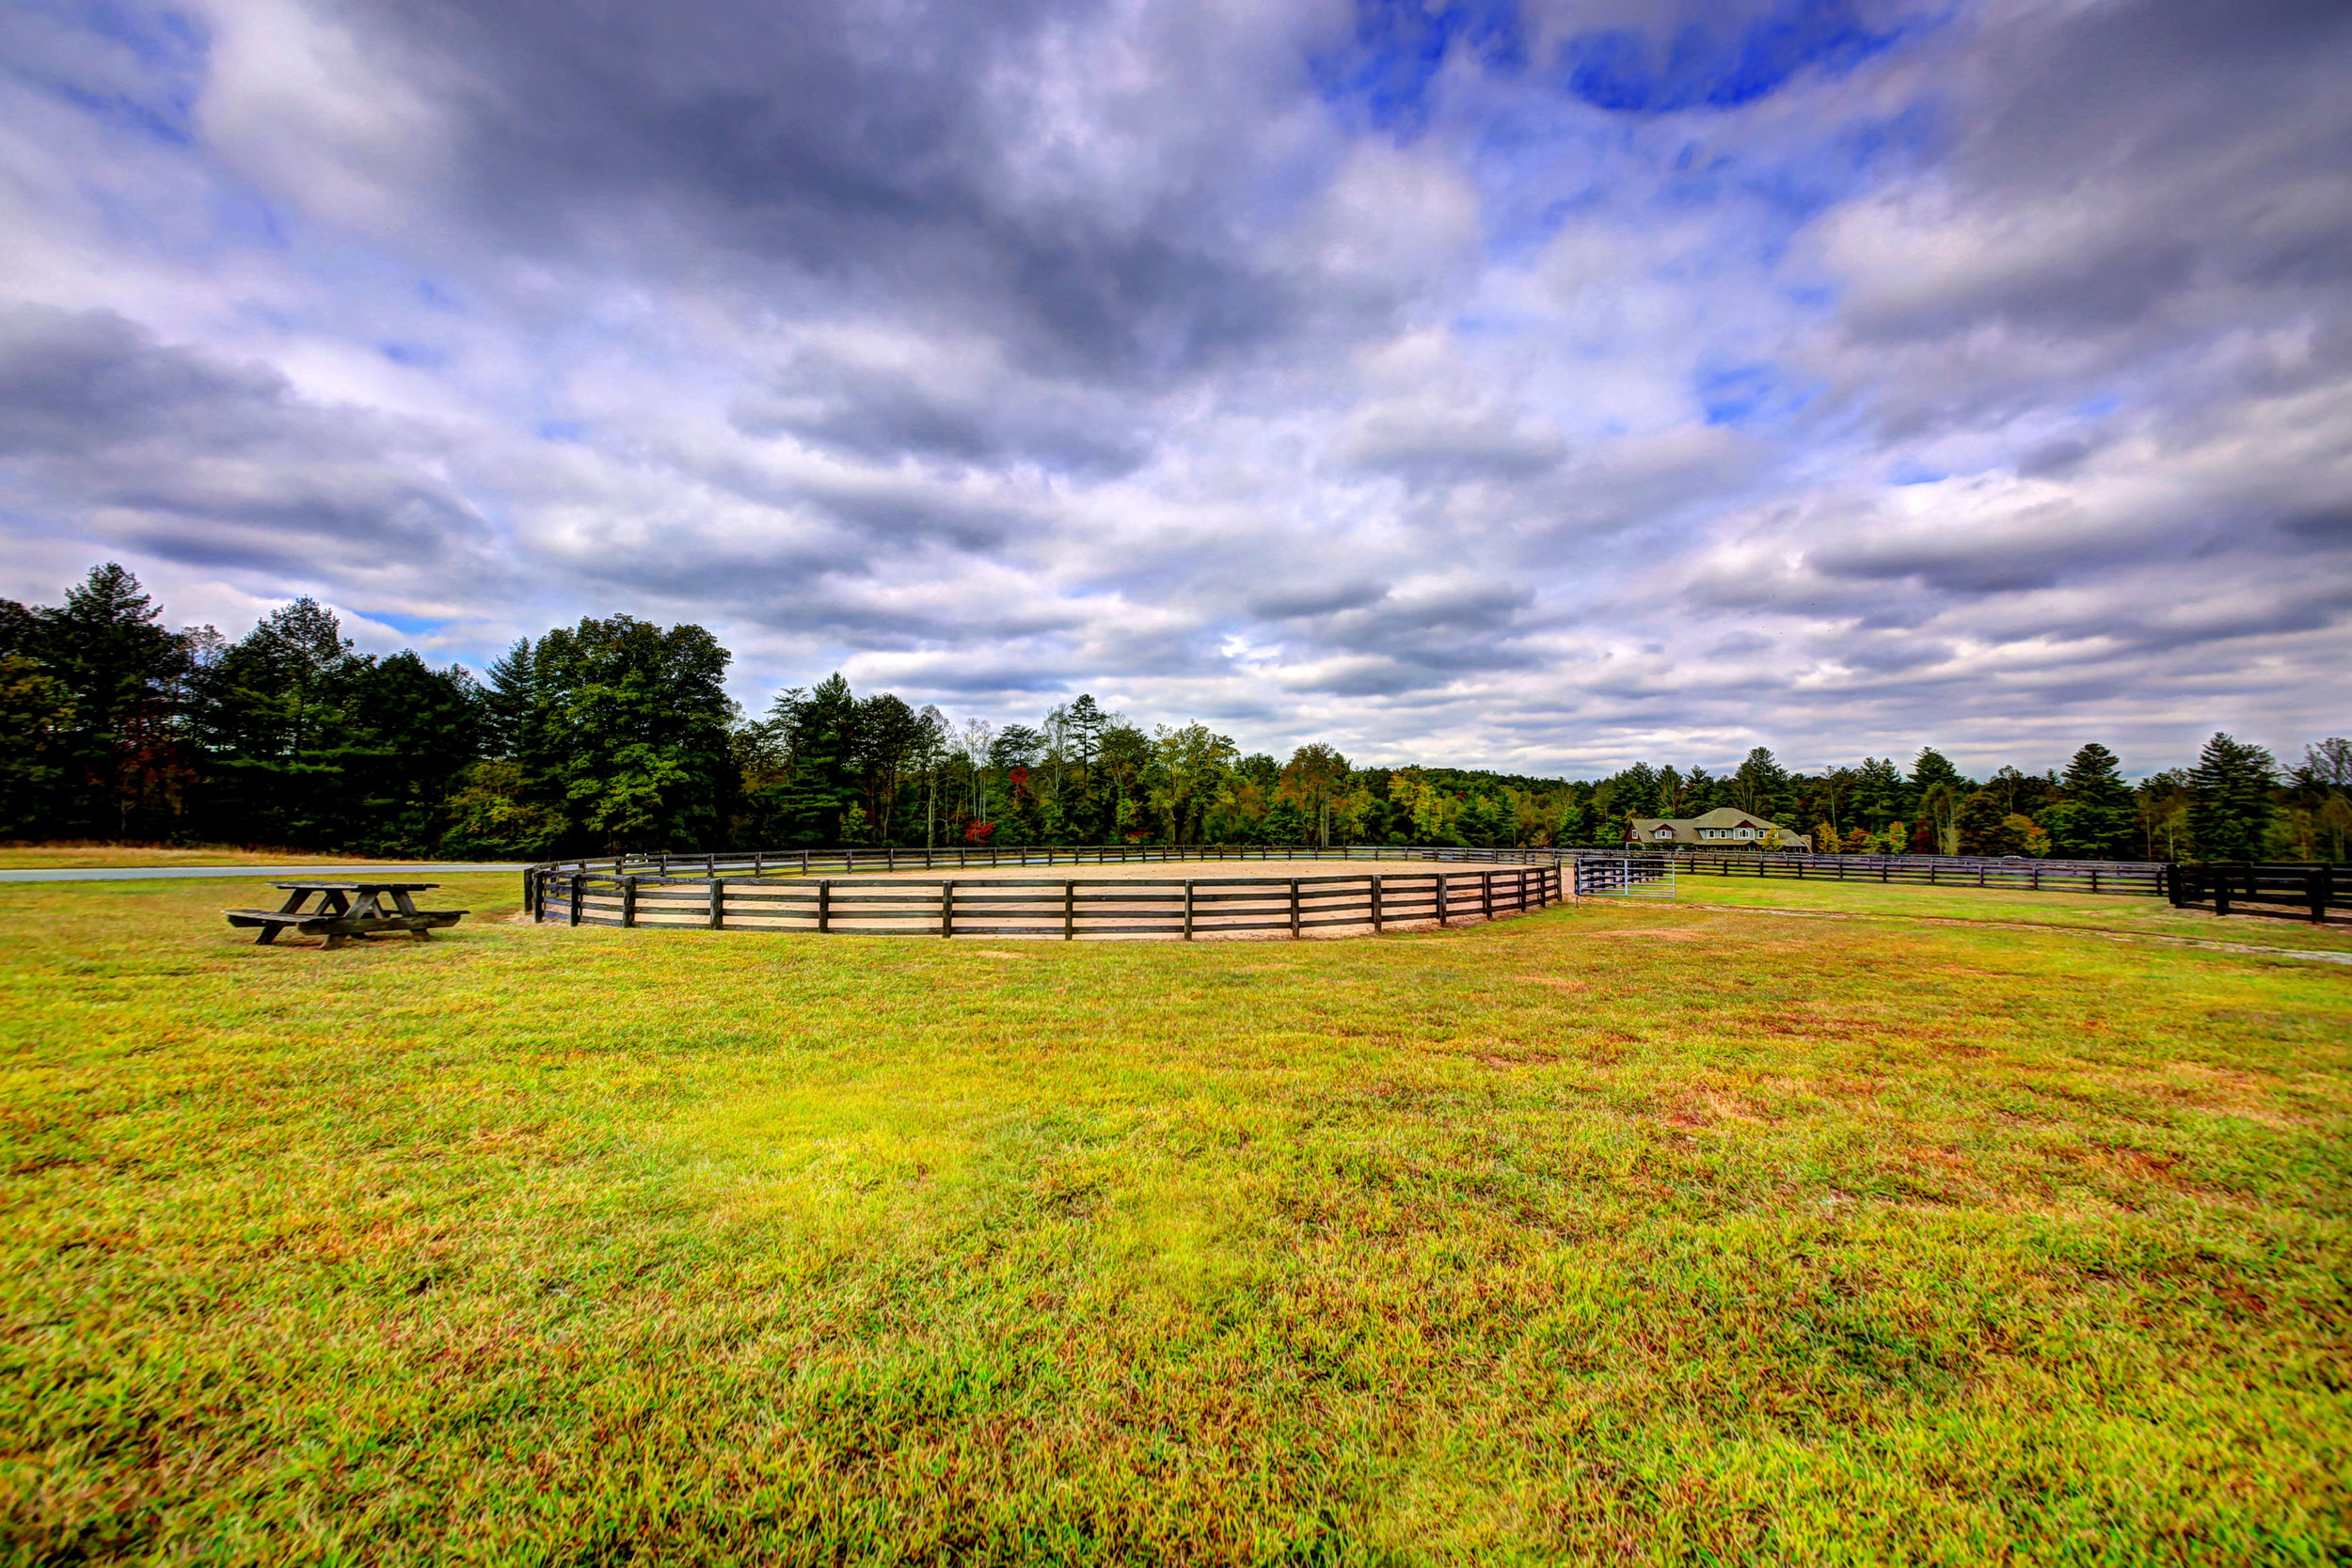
[1696, 363, 1815, 429]
[536, 420, 588, 443]
[26, 1, 207, 145]
[1836, 100, 1947, 177]
[379, 341, 448, 368]
[1888, 459, 1947, 484]
[361, 610, 449, 640]
[1556, 0, 1922, 117]
[2073, 393, 2121, 419]
[1465, 86, 1919, 277]
[206, 186, 288, 250]
[1311, 0, 1526, 137]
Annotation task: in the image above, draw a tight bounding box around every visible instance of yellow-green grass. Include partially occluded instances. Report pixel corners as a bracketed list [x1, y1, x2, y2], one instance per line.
[1668, 870, 2352, 957]
[0, 843, 416, 870]
[2, 876, 2347, 1564]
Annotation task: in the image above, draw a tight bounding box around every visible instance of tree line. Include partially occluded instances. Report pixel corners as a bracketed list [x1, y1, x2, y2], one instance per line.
[4, 564, 2345, 862]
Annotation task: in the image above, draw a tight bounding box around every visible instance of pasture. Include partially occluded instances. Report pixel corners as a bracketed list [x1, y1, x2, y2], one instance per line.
[1, 870, 2346, 1563]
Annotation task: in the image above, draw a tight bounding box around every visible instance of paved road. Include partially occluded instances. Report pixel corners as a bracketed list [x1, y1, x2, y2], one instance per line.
[0, 863, 529, 883]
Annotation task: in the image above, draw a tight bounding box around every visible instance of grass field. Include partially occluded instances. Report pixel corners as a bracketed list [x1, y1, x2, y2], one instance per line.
[1668, 872, 2352, 958]
[2, 874, 2347, 1563]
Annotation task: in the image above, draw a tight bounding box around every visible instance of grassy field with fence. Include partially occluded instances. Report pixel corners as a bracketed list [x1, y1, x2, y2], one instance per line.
[2, 871, 2346, 1561]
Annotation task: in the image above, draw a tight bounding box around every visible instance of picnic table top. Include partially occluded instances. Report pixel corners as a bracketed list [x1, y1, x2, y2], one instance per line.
[268, 879, 442, 892]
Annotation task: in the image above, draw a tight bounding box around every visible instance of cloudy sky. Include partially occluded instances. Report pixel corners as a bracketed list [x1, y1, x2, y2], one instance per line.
[2, 0, 2346, 777]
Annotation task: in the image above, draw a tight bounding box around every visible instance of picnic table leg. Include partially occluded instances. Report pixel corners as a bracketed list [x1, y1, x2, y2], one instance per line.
[321, 890, 363, 946]
[257, 886, 312, 944]
[388, 887, 433, 939]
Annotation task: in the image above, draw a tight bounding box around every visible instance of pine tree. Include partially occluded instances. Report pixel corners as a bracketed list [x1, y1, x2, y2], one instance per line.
[37, 563, 192, 837]
[2187, 733, 2278, 861]
[1731, 748, 1788, 818]
[2043, 742, 2137, 860]
[483, 639, 537, 758]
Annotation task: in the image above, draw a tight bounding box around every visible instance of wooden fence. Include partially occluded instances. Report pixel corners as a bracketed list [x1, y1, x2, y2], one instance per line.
[531, 862, 1565, 940]
[532, 842, 1572, 881]
[2169, 862, 2347, 924]
[521, 842, 2176, 923]
[1661, 848, 2167, 895]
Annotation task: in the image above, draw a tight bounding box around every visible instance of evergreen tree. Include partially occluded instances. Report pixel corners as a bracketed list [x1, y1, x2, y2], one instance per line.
[1731, 747, 1789, 819]
[33, 564, 195, 837]
[192, 597, 363, 845]
[2187, 733, 2278, 861]
[2042, 742, 2137, 860]
[762, 673, 857, 847]
[482, 639, 537, 758]
[1681, 766, 1728, 814]
[342, 653, 485, 855]
[1851, 757, 1913, 831]
[1909, 748, 1966, 799]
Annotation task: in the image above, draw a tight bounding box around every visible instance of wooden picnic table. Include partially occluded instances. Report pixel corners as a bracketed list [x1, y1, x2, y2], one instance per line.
[224, 881, 468, 950]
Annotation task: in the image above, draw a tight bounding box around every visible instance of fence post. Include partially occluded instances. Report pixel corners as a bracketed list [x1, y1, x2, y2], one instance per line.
[1371, 875, 1383, 933]
[568, 873, 583, 927]
[622, 876, 638, 928]
[707, 878, 723, 929]
[1290, 879, 1301, 939]
[2214, 871, 2229, 917]
[1184, 880, 1195, 940]
[1482, 872, 1493, 921]
[818, 879, 832, 932]
[941, 880, 954, 939]
[1065, 879, 1076, 941]
[1438, 875, 1448, 927]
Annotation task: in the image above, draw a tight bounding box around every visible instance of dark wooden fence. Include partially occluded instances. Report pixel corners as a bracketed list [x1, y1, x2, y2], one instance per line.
[521, 843, 2178, 929]
[2169, 863, 2347, 924]
[531, 860, 1565, 940]
[1661, 848, 2166, 895]
[531, 842, 1573, 881]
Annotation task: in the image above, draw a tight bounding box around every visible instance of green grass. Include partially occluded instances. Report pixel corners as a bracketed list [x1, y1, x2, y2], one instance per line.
[1667, 869, 2352, 956]
[2, 876, 2347, 1563]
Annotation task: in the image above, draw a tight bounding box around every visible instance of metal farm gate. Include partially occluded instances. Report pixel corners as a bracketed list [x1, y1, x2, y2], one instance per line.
[1574, 854, 1677, 899]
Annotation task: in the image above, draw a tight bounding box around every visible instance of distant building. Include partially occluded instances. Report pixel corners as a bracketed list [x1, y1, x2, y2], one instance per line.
[1626, 806, 1812, 851]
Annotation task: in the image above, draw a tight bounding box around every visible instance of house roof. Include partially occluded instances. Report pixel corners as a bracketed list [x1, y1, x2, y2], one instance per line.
[1626, 811, 1804, 836]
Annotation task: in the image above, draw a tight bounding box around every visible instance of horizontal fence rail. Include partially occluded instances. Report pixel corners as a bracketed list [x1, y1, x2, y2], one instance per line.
[529, 857, 1569, 941]
[2169, 862, 2347, 924]
[1654, 848, 2168, 896]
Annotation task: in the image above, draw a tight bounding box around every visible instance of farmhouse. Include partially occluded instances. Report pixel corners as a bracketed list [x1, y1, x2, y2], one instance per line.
[1626, 806, 1813, 850]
